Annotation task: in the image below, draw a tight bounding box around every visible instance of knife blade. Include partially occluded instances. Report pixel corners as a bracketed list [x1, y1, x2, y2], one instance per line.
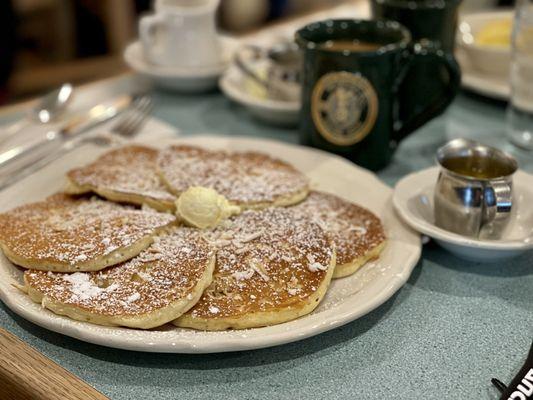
[0, 94, 133, 168]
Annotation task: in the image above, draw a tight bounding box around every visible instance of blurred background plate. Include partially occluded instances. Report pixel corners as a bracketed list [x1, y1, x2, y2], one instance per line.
[124, 37, 238, 93]
[457, 48, 510, 100]
[219, 63, 300, 126]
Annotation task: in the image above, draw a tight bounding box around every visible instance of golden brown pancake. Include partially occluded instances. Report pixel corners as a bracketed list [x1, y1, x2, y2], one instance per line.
[0, 194, 176, 272]
[292, 191, 386, 278]
[174, 207, 336, 330]
[157, 145, 309, 209]
[24, 228, 215, 329]
[66, 145, 176, 211]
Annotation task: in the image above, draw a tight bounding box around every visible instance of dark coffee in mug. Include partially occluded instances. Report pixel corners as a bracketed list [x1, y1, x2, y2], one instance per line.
[296, 19, 461, 171]
[319, 40, 382, 52]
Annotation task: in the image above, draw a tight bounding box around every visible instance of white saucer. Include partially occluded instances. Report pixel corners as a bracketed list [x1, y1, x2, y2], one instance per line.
[393, 167, 533, 262]
[219, 60, 300, 127]
[124, 37, 237, 93]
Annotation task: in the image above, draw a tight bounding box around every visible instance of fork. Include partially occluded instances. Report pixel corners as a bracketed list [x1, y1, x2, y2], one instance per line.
[0, 94, 153, 191]
[62, 94, 153, 149]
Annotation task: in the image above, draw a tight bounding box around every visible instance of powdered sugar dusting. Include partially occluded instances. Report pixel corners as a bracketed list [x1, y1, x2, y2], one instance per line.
[157, 145, 309, 205]
[292, 191, 386, 265]
[25, 227, 214, 317]
[68, 145, 176, 204]
[308, 262, 328, 272]
[0, 194, 175, 269]
[126, 292, 140, 303]
[62, 272, 104, 301]
[232, 269, 254, 281]
[183, 207, 334, 320]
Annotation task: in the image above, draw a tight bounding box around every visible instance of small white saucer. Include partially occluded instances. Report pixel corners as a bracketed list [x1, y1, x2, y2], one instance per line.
[219, 62, 300, 127]
[124, 37, 237, 93]
[393, 167, 533, 262]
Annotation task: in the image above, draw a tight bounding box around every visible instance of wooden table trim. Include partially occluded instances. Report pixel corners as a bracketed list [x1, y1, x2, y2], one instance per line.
[0, 328, 109, 400]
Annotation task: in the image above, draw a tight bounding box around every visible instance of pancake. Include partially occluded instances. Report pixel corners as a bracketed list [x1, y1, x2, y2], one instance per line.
[157, 145, 309, 209]
[174, 207, 336, 331]
[66, 145, 176, 211]
[292, 191, 386, 278]
[0, 194, 176, 272]
[24, 228, 215, 329]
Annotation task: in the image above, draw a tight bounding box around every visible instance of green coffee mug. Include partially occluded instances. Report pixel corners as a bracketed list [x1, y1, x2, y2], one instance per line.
[371, 0, 462, 136]
[371, 0, 462, 53]
[295, 19, 461, 171]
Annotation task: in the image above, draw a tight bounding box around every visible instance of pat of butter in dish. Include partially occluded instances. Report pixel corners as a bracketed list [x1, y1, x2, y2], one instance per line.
[475, 19, 511, 47]
[176, 187, 240, 229]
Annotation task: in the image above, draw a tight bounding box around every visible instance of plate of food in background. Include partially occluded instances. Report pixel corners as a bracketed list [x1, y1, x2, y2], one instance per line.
[456, 10, 512, 100]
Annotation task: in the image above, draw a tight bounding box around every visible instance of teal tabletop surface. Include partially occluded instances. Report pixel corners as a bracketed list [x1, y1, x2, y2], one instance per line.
[0, 88, 532, 399]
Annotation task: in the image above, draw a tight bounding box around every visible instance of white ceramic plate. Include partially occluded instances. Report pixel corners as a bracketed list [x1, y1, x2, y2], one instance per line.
[456, 49, 509, 101]
[219, 64, 300, 127]
[0, 136, 421, 353]
[124, 37, 237, 93]
[393, 167, 533, 262]
[217, 0, 370, 126]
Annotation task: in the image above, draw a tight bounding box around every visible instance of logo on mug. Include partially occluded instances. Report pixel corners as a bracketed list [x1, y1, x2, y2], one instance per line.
[311, 71, 378, 146]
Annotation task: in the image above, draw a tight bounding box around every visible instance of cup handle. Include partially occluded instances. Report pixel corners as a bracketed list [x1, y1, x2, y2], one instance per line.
[393, 40, 461, 141]
[483, 179, 513, 224]
[139, 14, 167, 54]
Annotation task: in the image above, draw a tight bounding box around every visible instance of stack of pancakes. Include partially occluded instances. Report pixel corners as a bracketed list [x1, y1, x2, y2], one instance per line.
[0, 145, 386, 330]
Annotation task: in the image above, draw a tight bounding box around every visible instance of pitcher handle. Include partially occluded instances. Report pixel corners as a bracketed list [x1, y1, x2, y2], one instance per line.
[483, 179, 513, 224]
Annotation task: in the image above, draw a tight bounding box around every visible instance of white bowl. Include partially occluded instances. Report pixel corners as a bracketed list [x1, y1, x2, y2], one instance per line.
[456, 48, 510, 100]
[124, 37, 237, 93]
[393, 167, 533, 262]
[457, 10, 512, 78]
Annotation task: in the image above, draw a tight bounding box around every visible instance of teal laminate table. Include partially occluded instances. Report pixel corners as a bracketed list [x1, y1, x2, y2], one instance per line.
[0, 86, 532, 399]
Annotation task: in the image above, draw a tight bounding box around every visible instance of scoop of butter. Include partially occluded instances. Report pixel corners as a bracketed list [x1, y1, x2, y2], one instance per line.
[475, 19, 511, 47]
[176, 187, 240, 229]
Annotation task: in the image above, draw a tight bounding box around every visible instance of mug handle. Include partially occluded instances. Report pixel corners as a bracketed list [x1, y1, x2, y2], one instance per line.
[393, 40, 461, 141]
[139, 14, 167, 55]
[483, 179, 513, 224]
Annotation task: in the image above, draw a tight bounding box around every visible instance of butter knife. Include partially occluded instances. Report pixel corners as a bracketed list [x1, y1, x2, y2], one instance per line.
[0, 94, 133, 169]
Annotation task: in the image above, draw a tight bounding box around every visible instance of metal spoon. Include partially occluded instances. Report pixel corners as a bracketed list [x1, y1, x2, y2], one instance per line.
[234, 42, 301, 102]
[31, 83, 74, 124]
[0, 83, 74, 144]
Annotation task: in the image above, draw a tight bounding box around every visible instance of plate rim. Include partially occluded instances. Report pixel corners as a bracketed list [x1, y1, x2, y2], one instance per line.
[393, 166, 533, 251]
[460, 68, 509, 101]
[0, 135, 421, 353]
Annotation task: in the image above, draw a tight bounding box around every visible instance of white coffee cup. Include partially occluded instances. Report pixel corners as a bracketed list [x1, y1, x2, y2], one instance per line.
[140, 0, 221, 68]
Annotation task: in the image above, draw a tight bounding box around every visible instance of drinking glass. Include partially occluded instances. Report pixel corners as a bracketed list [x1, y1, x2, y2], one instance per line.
[507, 0, 533, 150]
